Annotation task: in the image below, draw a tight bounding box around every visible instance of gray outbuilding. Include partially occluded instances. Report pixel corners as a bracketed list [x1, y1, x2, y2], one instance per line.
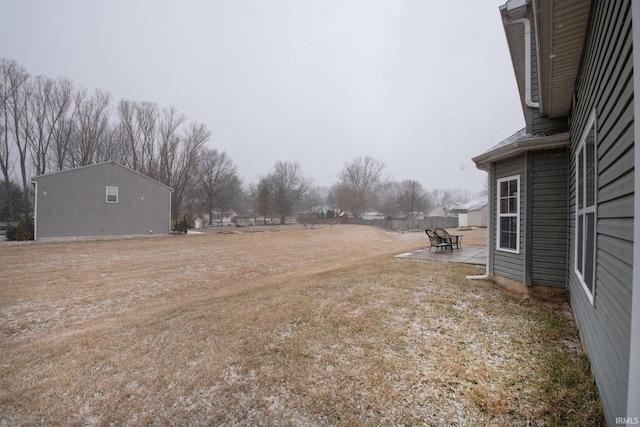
[32, 162, 173, 240]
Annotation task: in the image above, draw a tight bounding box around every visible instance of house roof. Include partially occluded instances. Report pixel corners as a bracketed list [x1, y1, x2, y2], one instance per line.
[472, 128, 570, 171]
[500, 0, 592, 119]
[462, 196, 488, 211]
[473, 0, 590, 171]
[32, 161, 173, 191]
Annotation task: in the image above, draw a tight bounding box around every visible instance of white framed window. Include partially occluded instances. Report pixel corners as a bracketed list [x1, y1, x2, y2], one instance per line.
[106, 186, 118, 203]
[497, 175, 520, 253]
[575, 109, 597, 304]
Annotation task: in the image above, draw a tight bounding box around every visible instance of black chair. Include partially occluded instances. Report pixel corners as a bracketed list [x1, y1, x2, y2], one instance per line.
[434, 228, 462, 250]
[425, 229, 452, 252]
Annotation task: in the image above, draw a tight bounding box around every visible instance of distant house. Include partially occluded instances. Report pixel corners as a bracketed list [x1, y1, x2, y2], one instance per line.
[472, 0, 639, 422]
[32, 162, 173, 240]
[362, 211, 385, 220]
[461, 197, 488, 228]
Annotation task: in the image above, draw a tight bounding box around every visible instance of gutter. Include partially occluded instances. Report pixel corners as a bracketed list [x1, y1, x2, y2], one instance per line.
[473, 131, 570, 171]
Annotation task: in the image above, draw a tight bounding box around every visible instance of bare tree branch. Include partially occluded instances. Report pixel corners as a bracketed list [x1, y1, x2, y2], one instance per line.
[268, 161, 313, 224]
[335, 156, 387, 218]
[193, 148, 241, 225]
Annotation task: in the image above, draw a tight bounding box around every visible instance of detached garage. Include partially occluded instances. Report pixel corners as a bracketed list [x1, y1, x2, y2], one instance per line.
[32, 162, 173, 240]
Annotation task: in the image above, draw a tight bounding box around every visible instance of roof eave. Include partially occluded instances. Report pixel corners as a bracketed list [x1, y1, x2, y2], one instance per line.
[472, 131, 570, 171]
[535, 0, 592, 119]
[31, 161, 174, 191]
[500, 0, 591, 119]
[500, 0, 529, 118]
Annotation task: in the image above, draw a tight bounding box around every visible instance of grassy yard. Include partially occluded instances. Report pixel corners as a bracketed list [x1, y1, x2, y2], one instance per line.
[0, 225, 603, 425]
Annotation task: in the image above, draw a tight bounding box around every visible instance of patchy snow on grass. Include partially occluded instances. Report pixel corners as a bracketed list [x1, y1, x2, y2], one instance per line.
[0, 225, 603, 425]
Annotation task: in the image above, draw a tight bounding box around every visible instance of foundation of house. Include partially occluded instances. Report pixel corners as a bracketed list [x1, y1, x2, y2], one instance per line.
[491, 275, 569, 301]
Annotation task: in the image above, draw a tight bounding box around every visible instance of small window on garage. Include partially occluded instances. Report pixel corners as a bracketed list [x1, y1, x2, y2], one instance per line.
[106, 186, 118, 203]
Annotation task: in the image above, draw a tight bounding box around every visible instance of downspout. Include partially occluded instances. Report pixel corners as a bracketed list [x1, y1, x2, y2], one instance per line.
[31, 179, 37, 241]
[169, 188, 174, 234]
[466, 248, 489, 279]
[467, 171, 492, 280]
[503, 16, 540, 109]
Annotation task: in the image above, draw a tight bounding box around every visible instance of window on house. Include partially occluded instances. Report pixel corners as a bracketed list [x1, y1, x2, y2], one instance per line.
[497, 175, 520, 253]
[575, 110, 597, 304]
[106, 186, 118, 203]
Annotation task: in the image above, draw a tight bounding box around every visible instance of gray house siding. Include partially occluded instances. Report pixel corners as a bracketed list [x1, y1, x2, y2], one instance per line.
[33, 162, 172, 239]
[530, 149, 568, 288]
[490, 149, 569, 288]
[567, 0, 633, 421]
[492, 157, 525, 282]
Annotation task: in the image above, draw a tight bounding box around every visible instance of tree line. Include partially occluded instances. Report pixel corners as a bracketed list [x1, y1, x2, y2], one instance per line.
[250, 156, 477, 224]
[0, 58, 234, 221]
[1, 58, 480, 225]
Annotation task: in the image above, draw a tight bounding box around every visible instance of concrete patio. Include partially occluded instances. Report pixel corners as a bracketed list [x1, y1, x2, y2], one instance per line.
[395, 245, 487, 265]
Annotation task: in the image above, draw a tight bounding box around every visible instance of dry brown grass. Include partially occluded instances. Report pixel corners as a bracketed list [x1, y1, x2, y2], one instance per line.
[0, 225, 603, 425]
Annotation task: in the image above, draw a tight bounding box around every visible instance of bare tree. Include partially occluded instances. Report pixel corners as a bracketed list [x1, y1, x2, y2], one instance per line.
[298, 186, 327, 229]
[217, 174, 242, 224]
[396, 179, 430, 219]
[1, 59, 32, 215]
[117, 99, 140, 170]
[0, 58, 215, 226]
[301, 186, 327, 212]
[335, 156, 387, 218]
[28, 76, 74, 176]
[50, 78, 75, 171]
[117, 99, 159, 176]
[193, 148, 241, 225]
[256, 177, 276, 224]
[29, 75, 53, 176]
[0, 59, 16, 219]
[158, 106, 186, 187]
[267, 161, 313, 224]
[68, 88, 111, 167]
[137, 101, 158, 177]
[377, 181, 401, 219]
[170, 122, 209, 219]
[245, 183, 260, 222]
[95, 124, 124, 165]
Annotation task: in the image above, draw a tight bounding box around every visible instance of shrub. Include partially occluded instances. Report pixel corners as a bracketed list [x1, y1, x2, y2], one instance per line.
[6, 219, 34, 241]
[174, 216, 190, 234]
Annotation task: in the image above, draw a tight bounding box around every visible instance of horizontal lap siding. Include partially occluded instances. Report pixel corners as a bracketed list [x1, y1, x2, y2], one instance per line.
[568, 0, 633, 423]
[493, 158, 525, 282]
[35, 163, 171, 238]
[531, 149, 568, 287]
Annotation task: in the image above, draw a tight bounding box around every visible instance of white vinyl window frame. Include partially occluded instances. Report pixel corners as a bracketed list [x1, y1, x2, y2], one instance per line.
[496, 175, 520, 253]
[575, 109, 597, 305]
[106, 186, 119, 203]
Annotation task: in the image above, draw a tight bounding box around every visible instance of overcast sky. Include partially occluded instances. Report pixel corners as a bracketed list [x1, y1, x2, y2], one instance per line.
[1, 0, 524, 193]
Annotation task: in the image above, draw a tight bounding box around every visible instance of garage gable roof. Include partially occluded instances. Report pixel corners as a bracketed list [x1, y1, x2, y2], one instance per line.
[32, 161, 173, 191]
